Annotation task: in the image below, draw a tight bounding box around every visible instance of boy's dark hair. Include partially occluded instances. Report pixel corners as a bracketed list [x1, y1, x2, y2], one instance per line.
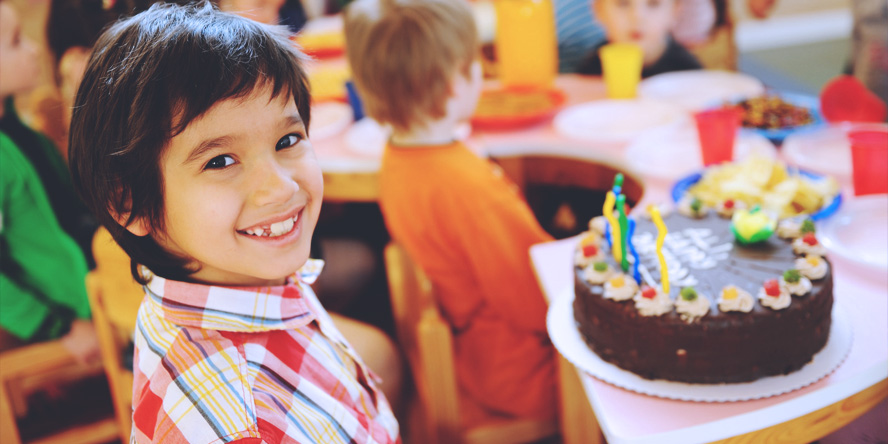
[68, 1, 311, 284]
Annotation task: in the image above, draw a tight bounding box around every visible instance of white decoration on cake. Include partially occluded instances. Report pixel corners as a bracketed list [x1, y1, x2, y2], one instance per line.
[718, 286, 754, 313]
[675, 292, 711, 323]
[603, 274, 638, 301]
[584, 263, 613, 285]
[716, 200, 745, 218]
[796, 255, 828, 280]
[588, 216, 608, 236]
[792, 236, 827, 256]
[758, 285, 792, 310]
[777, 219, 802, 239]
[633, 287, 673, 316]
[574, 236, 605, 268]
[782, 276, 813, 296]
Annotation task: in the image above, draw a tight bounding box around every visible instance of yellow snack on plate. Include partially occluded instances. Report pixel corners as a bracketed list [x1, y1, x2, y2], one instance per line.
[687, 157, 838, 219]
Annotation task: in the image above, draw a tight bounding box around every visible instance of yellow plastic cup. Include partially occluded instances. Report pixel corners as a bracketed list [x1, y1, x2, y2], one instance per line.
[599, 43, 643, 99]
[495, 0, 557, 88]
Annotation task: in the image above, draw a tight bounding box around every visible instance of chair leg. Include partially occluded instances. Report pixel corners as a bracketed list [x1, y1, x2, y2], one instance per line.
[0, 381, 23, 444]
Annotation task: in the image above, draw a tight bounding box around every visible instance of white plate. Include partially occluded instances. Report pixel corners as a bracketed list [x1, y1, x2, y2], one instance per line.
[548, 288, 853, 402]
[639, 70, 765, 111]
[553, 99, 688, 144]
[783, 123, 888, 186]
[309, 102, 353, 141]
[345, 118, 471, 157]
[624, 122, 777, 181]
[819, 194, 888, 272]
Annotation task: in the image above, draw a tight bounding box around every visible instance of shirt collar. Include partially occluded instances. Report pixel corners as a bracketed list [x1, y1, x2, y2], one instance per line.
[143, 259, 325, 332]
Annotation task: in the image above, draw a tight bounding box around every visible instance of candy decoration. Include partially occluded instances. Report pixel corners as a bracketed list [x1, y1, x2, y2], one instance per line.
[802, 233, 818, 246]
[593, 261, 608, 272]
[609, 275, 625, 288]
[806, 256, 821, 266]
[783, 269, 801, 284]
[641, 286, 657, 299]
[731, 206, 776, 244]
[680, 287, 698, 301]
[627, 218, 641, 284]
[690, 198, 703, 213]
[723, 199, 735, 209]
[617, 194, 630, 272]
[722, 286, 738, 300]
[764, 279, 781, 297]
[582, 244, 599, 258]
[648, 204, 670, 294]
[800, 218, 816, 234]
[604, 191, 622, 263]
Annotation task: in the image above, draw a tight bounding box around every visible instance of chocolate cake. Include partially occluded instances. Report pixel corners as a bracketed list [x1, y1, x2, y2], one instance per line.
[573, 211, 833, 384]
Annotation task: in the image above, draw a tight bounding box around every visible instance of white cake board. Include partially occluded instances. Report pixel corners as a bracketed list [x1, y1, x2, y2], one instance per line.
[548, 288, 853, 402]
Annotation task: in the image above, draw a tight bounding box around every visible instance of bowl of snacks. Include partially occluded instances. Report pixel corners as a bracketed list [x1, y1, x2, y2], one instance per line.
[671, 156, 841, 221]
[727, 92, 825, 145]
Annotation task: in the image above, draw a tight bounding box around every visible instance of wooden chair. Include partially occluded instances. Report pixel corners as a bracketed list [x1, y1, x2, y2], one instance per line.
[383, 242, 559, 444]
[85, 227, 145, 443]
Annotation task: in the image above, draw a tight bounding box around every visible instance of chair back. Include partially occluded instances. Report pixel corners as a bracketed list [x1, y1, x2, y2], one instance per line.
[87, 227, 144, 442]
[383, 242, 558, 444]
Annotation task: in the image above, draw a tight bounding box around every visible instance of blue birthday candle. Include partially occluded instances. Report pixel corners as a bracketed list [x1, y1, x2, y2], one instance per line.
[627, 218, 641, 284]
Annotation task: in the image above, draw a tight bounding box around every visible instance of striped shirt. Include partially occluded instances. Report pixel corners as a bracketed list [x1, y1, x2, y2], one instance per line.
[131, 260, 400, 444]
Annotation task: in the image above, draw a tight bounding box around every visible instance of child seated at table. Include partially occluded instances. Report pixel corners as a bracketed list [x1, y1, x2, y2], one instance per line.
[67, 3, 399, 442]
[344, 0, 557, 427]
[577, 0, 703, 78]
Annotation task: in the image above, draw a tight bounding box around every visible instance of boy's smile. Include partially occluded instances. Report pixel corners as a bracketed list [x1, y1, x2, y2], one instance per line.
[142, 84, 322, 287]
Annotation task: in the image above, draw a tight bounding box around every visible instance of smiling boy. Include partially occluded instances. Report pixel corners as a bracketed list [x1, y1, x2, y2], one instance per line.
[67, 3, 399, 443]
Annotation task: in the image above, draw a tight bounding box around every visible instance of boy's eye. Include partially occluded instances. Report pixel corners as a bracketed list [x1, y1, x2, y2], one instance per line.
[204, 155, 235, 170]
[276, 134, 302, 151]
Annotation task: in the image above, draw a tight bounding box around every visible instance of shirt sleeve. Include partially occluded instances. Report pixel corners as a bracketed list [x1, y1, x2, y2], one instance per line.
[441, 164, 554, 334]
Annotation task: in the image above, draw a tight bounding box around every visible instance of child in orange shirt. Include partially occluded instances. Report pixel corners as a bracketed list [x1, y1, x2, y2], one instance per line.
[344, 0, 557, 427]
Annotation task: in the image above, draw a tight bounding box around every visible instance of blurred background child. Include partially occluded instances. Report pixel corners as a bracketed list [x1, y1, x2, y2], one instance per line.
[345, 0, 558, 429]
[577, 0, 704, 77]
[0, 0, 98, 363]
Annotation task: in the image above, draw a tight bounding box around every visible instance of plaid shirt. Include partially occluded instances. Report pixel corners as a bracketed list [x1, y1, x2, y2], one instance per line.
[131, 260, 400, 444]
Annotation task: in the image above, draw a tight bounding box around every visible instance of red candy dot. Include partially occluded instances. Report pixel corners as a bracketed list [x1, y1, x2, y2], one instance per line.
[764, 279, 781, 297]
[641, 286, 657, 299]
[582, 244, 598, 258]
[802, 233, 818, 246]
[724, 199, 735, 209]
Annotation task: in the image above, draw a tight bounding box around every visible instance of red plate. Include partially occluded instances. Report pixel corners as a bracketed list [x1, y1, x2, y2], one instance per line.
[471, 87, 566, 130]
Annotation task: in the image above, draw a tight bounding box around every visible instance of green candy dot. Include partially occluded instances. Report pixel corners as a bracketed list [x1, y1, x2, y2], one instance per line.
[690, 198, 702, 212]
[680, 287, 698, 301]
[800, 219, 816, 234]
[783, 269, 801, 283]
[593, 261, 608, 272]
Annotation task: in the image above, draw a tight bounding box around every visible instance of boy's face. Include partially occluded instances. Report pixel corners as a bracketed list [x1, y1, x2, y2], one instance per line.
[0, 3, 39, 99]
[146, 85, 322, 287]
[595, 0, 677, 65]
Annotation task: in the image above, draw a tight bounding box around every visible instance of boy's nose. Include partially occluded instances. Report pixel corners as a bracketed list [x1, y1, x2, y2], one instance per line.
[250, 162, 297, 206]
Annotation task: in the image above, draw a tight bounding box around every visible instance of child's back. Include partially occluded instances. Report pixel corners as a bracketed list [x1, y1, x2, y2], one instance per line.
[345, 0, 557, 426]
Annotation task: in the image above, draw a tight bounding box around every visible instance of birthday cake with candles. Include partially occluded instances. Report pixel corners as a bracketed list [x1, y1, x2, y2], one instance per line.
[571, 178, 833, 384]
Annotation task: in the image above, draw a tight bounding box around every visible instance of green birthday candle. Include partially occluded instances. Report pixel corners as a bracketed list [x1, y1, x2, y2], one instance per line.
[617, 194, 629, 272]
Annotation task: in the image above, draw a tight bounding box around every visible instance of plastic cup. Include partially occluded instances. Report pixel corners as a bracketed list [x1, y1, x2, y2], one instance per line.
[848, 129, 888, 196]
[599, 43, 643, 99]
[694, 107, 741, 166]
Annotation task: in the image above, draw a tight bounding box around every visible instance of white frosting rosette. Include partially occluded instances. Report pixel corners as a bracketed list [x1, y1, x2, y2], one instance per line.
[677, 196, 708, 218]
[717, 285, 755, 313]
[633, 287, 673, 316]
[777, 219, 802, 239]
[792, 236, 827, 256]
[675, 290, 711, 323]
[603, 274, 638, 301]
[781, 275, 813, 296]
[758, 284, 792, 310]
[716, 199, 745, 218]
[574, 238, 605, 268]
[583, 263, 613, 285]
[588, 216, 608, 236]
[795, 255, 828, 280]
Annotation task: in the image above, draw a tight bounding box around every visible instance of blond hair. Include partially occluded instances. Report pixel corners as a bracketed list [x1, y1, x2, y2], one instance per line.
[344, 0, 477, 132]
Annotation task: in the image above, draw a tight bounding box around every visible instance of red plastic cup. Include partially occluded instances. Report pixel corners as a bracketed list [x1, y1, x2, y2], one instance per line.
[848, 129, 888, 196]
[694, 108, 741, 166]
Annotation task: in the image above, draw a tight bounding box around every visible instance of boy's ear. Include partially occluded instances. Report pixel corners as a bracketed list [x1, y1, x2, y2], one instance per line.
[110, 209, 151, 237]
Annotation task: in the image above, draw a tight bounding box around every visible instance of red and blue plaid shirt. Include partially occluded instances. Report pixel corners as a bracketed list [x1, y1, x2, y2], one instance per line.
[131, 260, 400, 444]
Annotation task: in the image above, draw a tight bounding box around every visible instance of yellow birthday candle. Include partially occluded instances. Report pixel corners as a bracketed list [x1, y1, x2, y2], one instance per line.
[648, 204, 670, 294]
[603, 191, 622, 263]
